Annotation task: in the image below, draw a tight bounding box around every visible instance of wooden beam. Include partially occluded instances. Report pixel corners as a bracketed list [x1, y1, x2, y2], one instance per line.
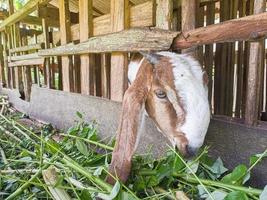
[9, 53, 40, 61]
[79, 0, 94, 95]
[245, 0, 266, 126]
[110, 0, 129, 102]
[0, 0, 51, 31]
[59, 0, 73, 92]
[39, 28, 177, 55]
[172, 12, 267, 49]
[8, 58, 45, 67]
[38, 6, 78, 24]
[9, 43, 44, 54]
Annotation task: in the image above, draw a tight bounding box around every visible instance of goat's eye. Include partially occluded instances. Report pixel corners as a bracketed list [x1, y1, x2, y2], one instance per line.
[155, 90, 166, 98]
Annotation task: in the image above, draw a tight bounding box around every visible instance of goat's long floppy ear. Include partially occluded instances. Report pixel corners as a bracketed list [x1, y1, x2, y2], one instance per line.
[107, 60, 153, 185]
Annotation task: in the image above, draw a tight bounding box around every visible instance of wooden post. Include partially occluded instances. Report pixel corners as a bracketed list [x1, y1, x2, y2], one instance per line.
[59, 0, 73, 92]
[2, 32, 9, 88]
[21, 35, 32, 101]
[42, 13, 52, 88]
[101, 53, 110, 98]
[0, 34, 5, 86]
[156, 0, 173, 30]
[181, 0, 196, 56]
[204, 2, 215, 105]
[244, 0, 266, 126]
[79, 0, 94, 95]
[110, 0, 129, 102]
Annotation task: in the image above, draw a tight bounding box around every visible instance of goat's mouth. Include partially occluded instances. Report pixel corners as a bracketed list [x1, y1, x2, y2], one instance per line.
[172, 136, 199, 158]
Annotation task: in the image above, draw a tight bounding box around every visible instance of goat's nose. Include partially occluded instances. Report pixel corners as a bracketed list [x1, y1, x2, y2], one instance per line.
[185, 145, 198, 158]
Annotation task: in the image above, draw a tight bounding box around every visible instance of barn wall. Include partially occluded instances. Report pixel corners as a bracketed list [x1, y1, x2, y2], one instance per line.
[1, 85, 267, 188]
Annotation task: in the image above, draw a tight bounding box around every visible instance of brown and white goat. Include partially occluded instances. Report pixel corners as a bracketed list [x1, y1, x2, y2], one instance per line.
[107, 51, 210, 184]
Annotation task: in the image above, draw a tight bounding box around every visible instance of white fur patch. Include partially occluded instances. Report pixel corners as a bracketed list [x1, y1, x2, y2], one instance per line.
[128, 58, 145, 84]
[158, 52, 210, 149]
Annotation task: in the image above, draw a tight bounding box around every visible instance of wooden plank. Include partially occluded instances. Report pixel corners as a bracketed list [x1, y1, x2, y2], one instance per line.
[21, 35, 32, 101]
[204, 2, 215, 105]
[52, 1, 155, 44]
[59, 0, 73, 92]
[79, 0, 94, 95]
[245, 0, 266, 126]
[235, 0, 246, 118]
[8, 58, 45, 67]
[9, 43, 44, 54]
[42, 16, 52, 88]
[101, 53, 111, 98]
[0, 43, 5, 86]
[181, 0, 196, 56]
[21, 15, 59, 27]
[0, 0, 51, 31]
[110, 0, 129, 102]
[156, 0, 173, 30]
[9, 53, 40, 61]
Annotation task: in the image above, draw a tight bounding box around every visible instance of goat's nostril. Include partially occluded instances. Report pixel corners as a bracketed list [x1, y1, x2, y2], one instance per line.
[186, 145, 198, 157]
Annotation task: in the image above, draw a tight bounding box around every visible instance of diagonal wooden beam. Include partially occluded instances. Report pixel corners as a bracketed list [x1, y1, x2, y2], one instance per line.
[0, 0, 51, 31]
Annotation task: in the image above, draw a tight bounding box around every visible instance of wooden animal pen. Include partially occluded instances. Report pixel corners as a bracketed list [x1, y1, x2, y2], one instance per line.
[0, 0, 267, 128]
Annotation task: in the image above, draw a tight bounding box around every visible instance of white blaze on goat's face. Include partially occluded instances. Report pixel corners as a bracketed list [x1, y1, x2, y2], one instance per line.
[128, 51, 210, 157]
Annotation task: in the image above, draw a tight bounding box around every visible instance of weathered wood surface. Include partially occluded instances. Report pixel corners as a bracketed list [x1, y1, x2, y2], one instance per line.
[110, 0, 129, 102]
[245, 0, 266, 126]
[0, 0, 51, 31]
[40, 11, 267, 56]
[79, 0, 94, 95]
[9, 43, 44, 54]
[51, 1, 155, 44]
[59, 0, 74, 92]
[9, 53, 40, 61]
[181, 0, 197, 56]
[39, 28, 177, 56]
[172, 12, 267, 49]
[8, 58, 44, 67]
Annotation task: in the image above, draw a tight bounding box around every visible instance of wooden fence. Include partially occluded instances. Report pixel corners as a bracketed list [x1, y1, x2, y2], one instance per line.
[0, 0, 267, 126]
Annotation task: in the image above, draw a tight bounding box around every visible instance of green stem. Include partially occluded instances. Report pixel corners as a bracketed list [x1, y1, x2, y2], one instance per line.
[174, 173, 263, 196]
[60, 133, 114, 151]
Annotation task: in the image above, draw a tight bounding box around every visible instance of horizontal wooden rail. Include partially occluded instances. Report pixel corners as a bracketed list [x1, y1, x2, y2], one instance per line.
[172, 12, 267, 49]
[9, 53, 40, 62]
[9, 43, 44, 54]
[8, 58, 44, 67]
[0, 0, 51, 31]
[39, 12, 267, 56]
[38, 28, 177, 56]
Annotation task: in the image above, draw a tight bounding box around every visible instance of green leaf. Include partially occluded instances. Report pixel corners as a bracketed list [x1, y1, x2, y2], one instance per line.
[109, 181, 121, 199]
[260, 185, 267, 200]
[80, 190, 93, 200]
[186, 160, 199, 174]
[221, 164, 247, 185]
[97, 181, 120, 200]
[210, 157, 228, 177]
[224, 191, 248, 200]
[76, 139, 89, 156]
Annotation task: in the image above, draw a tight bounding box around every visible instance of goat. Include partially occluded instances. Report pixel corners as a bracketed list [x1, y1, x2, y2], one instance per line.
[107, 51, 210, 184]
